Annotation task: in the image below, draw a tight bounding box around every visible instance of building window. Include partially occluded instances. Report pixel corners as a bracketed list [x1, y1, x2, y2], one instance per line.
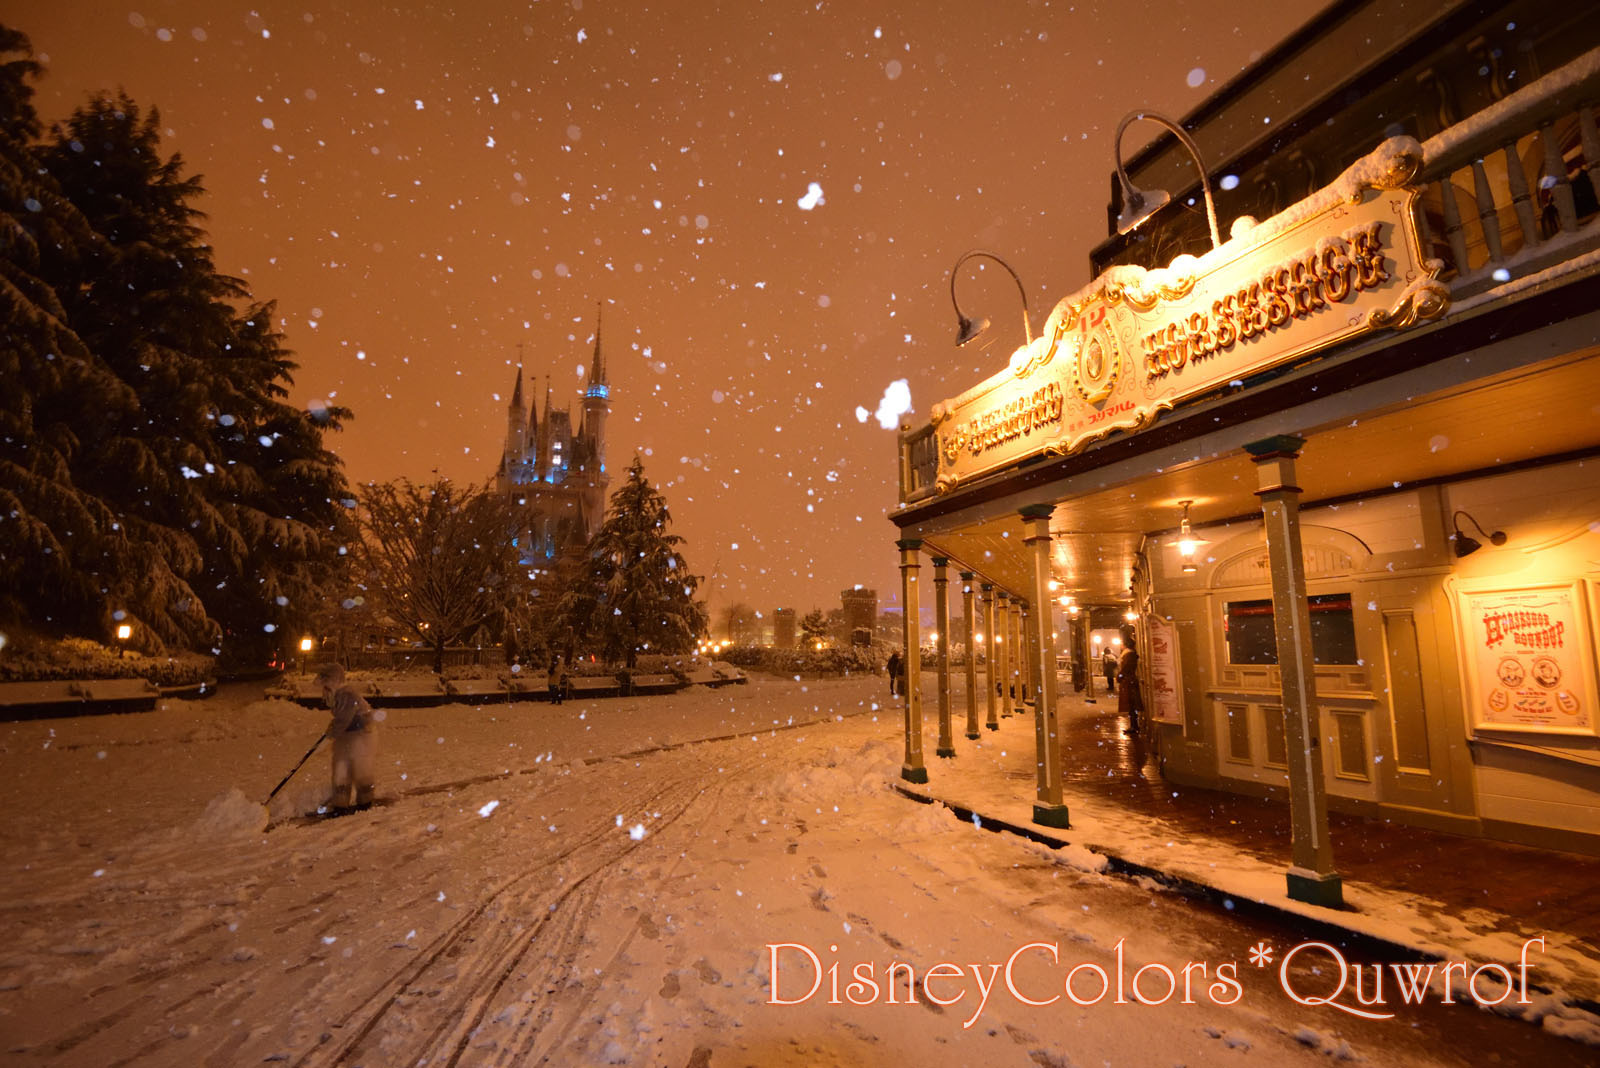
[1225, 703, 1251, 762]
[1332, 710, 1370, 781]
[1223, 594, 1357, 665]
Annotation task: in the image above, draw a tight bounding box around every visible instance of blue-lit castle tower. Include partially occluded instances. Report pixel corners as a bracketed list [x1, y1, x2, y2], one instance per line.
[496, 307, 610, 573]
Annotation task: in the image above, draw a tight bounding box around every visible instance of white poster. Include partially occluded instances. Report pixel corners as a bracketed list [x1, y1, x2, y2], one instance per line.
[1458, 583, 1596, 735]
[1146, 615, 1183, 726]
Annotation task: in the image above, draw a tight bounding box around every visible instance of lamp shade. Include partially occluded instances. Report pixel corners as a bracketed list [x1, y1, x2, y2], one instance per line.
[955, 313, 990, 347]
[1115, 182, 1172, 236]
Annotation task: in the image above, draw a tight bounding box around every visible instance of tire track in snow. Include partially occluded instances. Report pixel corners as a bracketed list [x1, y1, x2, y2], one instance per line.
[293, 744, 766, 1068]
[494, 751, 757, 1067]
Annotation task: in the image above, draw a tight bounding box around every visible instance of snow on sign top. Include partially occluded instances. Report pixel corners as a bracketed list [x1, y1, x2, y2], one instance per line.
[928, 137, 1448, 496]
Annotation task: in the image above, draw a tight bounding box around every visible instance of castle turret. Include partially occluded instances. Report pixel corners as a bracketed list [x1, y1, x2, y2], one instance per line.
[536, 376, 556, 483]
[582, 303, 609, 476]
[499, 365, 528, 494]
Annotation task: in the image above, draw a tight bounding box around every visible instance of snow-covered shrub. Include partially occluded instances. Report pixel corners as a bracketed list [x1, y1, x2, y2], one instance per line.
[0, 633, 214, 686]
[716, 642, 891, 677]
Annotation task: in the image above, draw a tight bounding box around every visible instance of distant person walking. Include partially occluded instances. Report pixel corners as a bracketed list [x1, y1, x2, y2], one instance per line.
[549, 658, 569, 705]
[886, 650, 903, 697]
[1102, 648, 1117, 694]
[317, 664, 378, 810]
[1117, 628, 1144, 736]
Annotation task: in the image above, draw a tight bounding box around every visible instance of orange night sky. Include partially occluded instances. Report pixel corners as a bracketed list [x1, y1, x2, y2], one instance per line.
[18, 0, 1327, 621]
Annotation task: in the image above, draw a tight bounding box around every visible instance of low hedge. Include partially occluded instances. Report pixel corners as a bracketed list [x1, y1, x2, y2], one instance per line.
[0, 635, 216, 687]
[718, 643, 889, 677]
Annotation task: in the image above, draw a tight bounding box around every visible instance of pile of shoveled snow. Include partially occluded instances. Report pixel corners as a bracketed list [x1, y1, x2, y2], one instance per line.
[768, 739, 897, 801]
[1020, 834, 1112, 874]
[892, 798, 963, 837]
[193, 787, 267, 836]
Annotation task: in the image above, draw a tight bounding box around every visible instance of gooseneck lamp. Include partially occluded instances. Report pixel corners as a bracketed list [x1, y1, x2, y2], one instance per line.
[1114, 110, 1222, 251]
[949, 249, 1033, 348]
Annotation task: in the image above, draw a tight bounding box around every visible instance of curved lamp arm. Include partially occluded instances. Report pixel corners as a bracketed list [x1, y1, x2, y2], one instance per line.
[949, 249, 1033, 347]
[1114, 110, 1221, 250]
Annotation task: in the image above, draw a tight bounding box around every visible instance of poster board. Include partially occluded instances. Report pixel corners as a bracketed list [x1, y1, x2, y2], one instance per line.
[1455, 582, 1597, 735]
[1145, 615, 1184, 726]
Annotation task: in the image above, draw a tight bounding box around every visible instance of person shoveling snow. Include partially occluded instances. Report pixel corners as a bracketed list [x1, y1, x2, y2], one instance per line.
[256, 663, 382, 827]
[317, 663, 379, 811]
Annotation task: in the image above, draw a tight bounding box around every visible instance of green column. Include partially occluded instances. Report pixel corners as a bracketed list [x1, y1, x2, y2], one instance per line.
[961, 572, 980, 739]
[897, 539, 928, 784]
[1009, 596, 1025, 714]
[932, 557, 955, 758]
[982, 585, 999, 730]
[1081, 607, 1098, 704]
[1247, 435, 1343, 908]
[1019, 599, 1034, 704]
[995, 591, 1012, 718]
[1022, 504, 1068, 827]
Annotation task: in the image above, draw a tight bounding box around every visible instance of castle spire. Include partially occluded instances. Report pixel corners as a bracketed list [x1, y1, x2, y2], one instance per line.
[581, 303, 610, 478]
[500, 355, 529, 491]
[586, 301, 606, 391]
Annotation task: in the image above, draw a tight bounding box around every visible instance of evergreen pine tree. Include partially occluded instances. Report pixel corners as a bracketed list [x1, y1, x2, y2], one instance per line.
[582, 456, 707, 668]
[30, 90, 353, 658]
[37, 93, 248, 650]
[0, 27, 143, 641]
[197, 303, 356, 668]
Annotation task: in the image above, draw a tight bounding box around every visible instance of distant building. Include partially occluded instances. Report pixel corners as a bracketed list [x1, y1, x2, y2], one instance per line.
[772, 608, 796, 650]
[495, 307, 610, 581]
[840, 587, 877, 638]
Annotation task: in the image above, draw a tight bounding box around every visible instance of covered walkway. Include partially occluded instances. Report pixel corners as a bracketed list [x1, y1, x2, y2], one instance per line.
[899, 670, 1600, 1002]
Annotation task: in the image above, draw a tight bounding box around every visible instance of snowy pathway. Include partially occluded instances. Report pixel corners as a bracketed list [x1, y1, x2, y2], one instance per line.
[1, 676, 1593, 1066]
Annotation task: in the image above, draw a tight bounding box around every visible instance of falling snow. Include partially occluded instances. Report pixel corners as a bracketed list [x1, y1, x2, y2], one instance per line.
[20, 0, 1331, 620]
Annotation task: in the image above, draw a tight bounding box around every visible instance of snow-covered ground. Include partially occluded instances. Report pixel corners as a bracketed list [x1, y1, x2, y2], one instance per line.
[0, 675, 1594, 1066]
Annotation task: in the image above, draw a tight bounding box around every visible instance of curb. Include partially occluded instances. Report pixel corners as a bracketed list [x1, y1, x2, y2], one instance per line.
[889, 782, 1600, 1016]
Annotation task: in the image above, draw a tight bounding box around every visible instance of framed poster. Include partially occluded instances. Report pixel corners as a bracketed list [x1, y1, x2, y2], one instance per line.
[1145, 615, 1184, 726]
[1456, 582, 1597, 735]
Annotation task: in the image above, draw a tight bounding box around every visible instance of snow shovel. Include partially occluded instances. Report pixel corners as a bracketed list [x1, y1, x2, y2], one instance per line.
[263, 731, 327, 808]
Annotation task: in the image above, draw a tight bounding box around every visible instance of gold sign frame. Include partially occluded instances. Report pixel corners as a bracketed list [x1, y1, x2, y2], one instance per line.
[930, 137, 1449, 494]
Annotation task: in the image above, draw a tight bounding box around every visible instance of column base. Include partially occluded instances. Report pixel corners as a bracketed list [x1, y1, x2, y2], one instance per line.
[965, 730, 981, 740]
[900, 764, 929, 784]
[1286, 867, 1344, 908]
[986, 722, 1000, 731]
[936, 746, 956, 758]
[1032, 803, 1070, 829]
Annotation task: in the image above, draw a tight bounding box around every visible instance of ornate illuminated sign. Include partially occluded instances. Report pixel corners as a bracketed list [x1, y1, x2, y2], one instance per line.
[929, 137, 1449, 493]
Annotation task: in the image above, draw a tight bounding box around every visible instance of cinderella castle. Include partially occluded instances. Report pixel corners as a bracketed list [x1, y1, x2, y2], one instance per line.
[494, 308, 610, 575]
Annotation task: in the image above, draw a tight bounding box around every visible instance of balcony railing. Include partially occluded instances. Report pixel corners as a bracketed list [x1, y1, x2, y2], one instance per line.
[897, 48, 1600, 506]
[899, 422, 939, 505]
[1416, 48, 1600, 299]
